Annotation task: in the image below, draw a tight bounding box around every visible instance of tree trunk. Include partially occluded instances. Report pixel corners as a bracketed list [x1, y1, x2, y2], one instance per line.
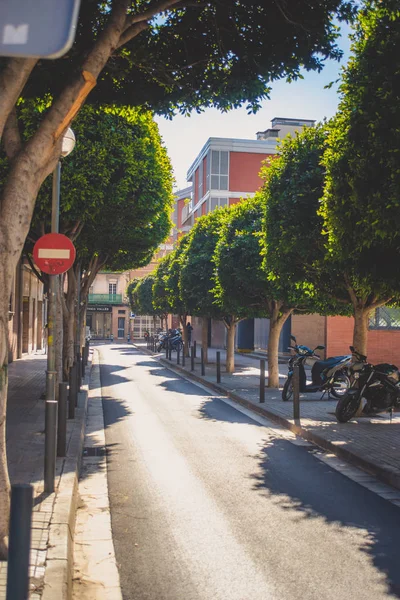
[55, 277, 64, 392]
[179, 314, 189, 356]
[225, 322, 236, 374]
[267, 305, 292, 389]
[79, 304, 87, 350]
[0, 293, 11, 558]
[201, 317, 209, 364]
[353, 306, 371, 358]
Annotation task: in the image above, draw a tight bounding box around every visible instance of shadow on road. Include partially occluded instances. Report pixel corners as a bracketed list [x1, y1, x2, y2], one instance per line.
[251, 437, 400, 597]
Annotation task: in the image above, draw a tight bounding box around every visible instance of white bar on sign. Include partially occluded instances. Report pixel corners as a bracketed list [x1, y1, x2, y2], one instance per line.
[38, 249, 70, 259]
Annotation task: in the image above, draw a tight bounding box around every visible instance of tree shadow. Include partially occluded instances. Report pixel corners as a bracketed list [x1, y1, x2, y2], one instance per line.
[252, 437, 400, 597]
[197, 394, 400, 597]
[99, 363, 132, 388]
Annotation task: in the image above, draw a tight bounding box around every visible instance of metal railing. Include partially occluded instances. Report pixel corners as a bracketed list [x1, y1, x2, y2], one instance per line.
[88, 293, 123, 304]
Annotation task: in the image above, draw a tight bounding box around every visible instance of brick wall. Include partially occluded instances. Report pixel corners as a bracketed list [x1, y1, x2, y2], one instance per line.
[291, 314, 326, 358]
[326, 315, 400, 364]
[229, 152, 273, 192]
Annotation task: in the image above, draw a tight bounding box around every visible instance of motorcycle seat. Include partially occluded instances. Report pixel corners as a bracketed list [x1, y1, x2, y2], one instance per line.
[311, 355, 350, 381]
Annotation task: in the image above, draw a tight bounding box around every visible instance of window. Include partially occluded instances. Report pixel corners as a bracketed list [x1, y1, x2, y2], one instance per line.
[209, 197, 228, 212]
[209, 150, 229, 191]
[118, 309, 126, 315]
[109, 283, 117, 296]
[369, 307, 400, 330]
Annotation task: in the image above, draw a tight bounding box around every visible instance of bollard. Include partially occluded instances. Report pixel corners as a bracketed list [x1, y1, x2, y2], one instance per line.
[191, 346, 195, 371]
[201, 347, 205, 376]
[216, 351, 221, 383]
[182, 342, 185, 367]
[44, 400, 58, 493]
[177, 345, 180, 365]
[165, 339, 169, 359]
[259, 359, 265, 403]
[75, 352, 82, 396]
[57, 382, 68, 457]
[84, 341, 89, 366]
[168, 341, 172, 361]
[68, 363, 76, 419]
[81, 346, 86, 378]
[193, 340, 197, 358]
[6, 484, 33, 600]
[293, 363, 300, 419]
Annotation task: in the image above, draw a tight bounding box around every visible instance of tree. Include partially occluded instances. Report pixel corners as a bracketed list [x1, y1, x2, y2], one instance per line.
[15, 103, 173, 377]
[261, 124, 351, 385]
[179, 208, 228, 363]
[320, 0, 400, 356]
[153, 237, 191, 350]
[127, 274, 165, 331]
[0, 0, 354, 554]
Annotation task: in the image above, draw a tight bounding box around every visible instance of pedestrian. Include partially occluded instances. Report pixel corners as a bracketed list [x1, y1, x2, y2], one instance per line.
[186, 322, 193, 346]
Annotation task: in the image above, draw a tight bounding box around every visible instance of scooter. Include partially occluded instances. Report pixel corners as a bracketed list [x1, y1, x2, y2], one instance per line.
[282, 335, 352, 401]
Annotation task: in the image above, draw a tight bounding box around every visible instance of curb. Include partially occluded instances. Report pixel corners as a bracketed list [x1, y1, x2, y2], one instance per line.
[138, 346, 400, 493]
[42, 355, 93, 600]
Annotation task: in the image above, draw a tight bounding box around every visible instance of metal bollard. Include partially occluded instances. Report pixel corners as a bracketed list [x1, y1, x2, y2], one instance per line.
[191, 346, 195, 371]
[84, 341, 89, 366]
[177, 345, 180, 365]
[259, 359, 265, 403]
[165, 339, 169, 359]
[168, 341, 172, 361]
[81, 346, 86, 378]
[201, 347, 205, 376]
[193, 340, 197, 358]
[216, 351, 221, 383]
[68, 363, 76, 419]
[6, 484, 33, 600]
[182, 342, 185, 367]
[44, 400, 58, 493]
[57, 382, 68, 457]
[293, 363, 300, 419]
[76, 352, 82, 395]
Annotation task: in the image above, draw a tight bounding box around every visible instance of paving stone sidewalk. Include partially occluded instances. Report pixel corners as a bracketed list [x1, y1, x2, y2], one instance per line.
[0, 352, 85, 599]
[136, 341, 400, 490]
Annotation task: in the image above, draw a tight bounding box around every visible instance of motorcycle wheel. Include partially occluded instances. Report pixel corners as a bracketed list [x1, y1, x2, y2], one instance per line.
[335, 392, 361, 423]
[330, 371, 351, 399]
[282, 375, 293, 401]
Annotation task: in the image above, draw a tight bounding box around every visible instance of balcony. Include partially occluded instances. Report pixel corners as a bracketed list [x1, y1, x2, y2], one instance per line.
[88, 293, 123, 304]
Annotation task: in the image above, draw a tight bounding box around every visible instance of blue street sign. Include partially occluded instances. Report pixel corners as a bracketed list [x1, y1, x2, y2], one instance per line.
[0, 0, 81, 59]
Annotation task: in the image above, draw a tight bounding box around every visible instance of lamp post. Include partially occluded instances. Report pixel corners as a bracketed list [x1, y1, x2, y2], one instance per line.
[46, 128, 76, 402]
[44, 128, 75, 494]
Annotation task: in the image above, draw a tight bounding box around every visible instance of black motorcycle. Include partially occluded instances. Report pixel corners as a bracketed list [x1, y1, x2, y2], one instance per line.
[335, 346, 400, 422]
[282, 335, 352, 401]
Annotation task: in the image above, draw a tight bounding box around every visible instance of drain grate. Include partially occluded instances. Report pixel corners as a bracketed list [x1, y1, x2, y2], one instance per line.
[83, 446, 107, 457]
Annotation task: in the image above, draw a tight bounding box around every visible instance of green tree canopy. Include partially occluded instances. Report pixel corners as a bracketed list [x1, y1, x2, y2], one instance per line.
[17, 0, 355, 116]
[320, 0, 400, 354]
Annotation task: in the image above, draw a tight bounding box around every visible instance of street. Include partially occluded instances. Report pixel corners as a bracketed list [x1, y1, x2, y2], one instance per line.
[99, 344, 400, 600]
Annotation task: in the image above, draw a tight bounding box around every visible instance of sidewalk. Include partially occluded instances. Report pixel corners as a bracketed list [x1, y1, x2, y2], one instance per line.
[0, 351, 90, 600]
[137, 341, 400, 492]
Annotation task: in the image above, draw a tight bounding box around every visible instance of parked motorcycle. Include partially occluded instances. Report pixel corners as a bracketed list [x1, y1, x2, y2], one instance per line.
[282, 335, 352, 401]
[335, 346, 400, 422]
[157, 329, 183, 352]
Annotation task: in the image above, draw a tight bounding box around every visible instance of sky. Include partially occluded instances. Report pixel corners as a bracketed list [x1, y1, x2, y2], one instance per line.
[155, 22, 353, 191]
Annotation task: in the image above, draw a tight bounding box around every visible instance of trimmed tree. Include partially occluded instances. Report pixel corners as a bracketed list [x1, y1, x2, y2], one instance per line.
[179, 208, 229, 364]
[320, 0, 400, 356]
[214, 196, 302, 383]
[261, 124, 351, 384]
[127, 274, 165, 332]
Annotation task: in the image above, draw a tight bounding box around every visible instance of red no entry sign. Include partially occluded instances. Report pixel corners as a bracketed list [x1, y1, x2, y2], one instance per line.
[33, 233, 76, 275]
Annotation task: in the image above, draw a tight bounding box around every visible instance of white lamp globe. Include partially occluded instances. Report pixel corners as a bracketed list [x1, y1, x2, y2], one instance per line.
[61, 128, 76, 157]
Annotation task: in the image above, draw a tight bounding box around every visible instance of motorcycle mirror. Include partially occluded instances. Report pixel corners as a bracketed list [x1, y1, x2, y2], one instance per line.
[290, 335, 296, 342]
[350, 346, 355, 352]
[316, 345, 325, 350]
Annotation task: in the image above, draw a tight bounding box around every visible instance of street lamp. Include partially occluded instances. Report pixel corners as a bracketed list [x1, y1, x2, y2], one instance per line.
[46, 127, 76, 400]
[44, 127, 75, 494]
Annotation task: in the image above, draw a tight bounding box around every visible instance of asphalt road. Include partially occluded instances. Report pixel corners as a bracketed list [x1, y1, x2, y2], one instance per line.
[99, 344, 400, 600]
